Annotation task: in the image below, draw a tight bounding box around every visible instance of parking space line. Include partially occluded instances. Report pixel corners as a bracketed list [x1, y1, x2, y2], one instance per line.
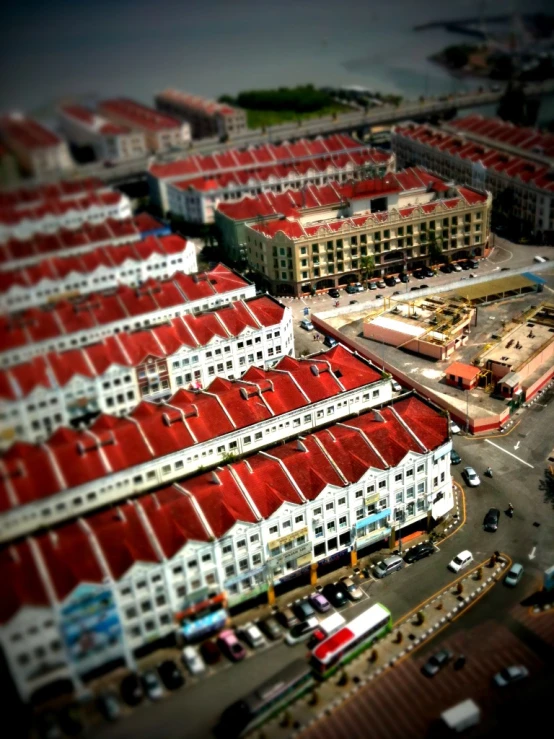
[485, 439, 534, 468]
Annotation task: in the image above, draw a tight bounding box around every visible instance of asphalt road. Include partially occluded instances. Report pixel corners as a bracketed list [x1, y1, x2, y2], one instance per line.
[88, 247, 554, 739]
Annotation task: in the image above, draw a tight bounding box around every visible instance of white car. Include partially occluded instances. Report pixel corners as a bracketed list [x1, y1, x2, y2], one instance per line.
[391, 380, 402, 392]
[493, 665, 529, 687]
[239, 622, 266, 649]
[463, 466, 480, 487]
[450, 420, 461, 434]
[181, 645, 206, 676]
[285, 617, 319, 645]
[354, 282, 365, 292]
[448, 550, 473, 573]
[452, 263, 463, 272]
[300, 319, 314, 331]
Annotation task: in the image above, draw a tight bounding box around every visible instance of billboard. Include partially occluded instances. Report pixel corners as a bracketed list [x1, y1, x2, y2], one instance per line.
[60, 584, 123, 673]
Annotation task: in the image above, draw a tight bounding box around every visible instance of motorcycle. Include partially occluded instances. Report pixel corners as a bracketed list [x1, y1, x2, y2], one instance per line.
[485, 467, 493, 478]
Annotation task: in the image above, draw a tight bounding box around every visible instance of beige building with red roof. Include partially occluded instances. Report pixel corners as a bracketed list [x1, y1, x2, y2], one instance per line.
[392, 117, 554, 241]
[59, 104, 148, 164]
[155, 88, 247, 140]
[240, 167, 491, 296]
[0, 389, 453, 702]
[0, 113, 73, 177]
[98, 98, 191, 154]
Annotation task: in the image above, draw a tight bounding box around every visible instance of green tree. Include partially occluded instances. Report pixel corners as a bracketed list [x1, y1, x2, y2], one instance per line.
[360, 255, 375, 285]
[428, 236, 443, 265]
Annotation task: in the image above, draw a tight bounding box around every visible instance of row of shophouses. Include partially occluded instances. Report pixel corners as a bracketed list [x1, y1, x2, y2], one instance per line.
[0, 344, 453, 702]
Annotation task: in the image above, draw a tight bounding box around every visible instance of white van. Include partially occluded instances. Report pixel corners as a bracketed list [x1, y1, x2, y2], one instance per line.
[534, 255, 547, 263]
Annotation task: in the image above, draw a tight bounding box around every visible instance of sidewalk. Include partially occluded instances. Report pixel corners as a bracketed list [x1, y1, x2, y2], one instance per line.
[262, 553, 510, 738]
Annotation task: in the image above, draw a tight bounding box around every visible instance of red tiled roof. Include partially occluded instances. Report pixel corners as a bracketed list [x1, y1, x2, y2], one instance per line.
[0, 541, 50, 623]
[156, 89, 241, 117]
[0, 346, 382, 509]
[0, 233, 190, 293]
[133, 212, 166, 233]
[394, 122, 554, 194]
[0, 177, 107, 211]
[60, 104, 130, 135]
[99, 98, 182, 132]
[445, 361, 480, 381]
[450, 114, 554, 159]
[0, 115, 62, 150]
[0, 264, 248, 356]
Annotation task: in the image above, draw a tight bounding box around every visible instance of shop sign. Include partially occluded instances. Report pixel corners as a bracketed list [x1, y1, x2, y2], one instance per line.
[268, 541, 312, 571]
[268, 527, 308, 551]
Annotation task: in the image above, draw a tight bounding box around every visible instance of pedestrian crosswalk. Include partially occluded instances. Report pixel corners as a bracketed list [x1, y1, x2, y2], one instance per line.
[299, 622, 543, 739]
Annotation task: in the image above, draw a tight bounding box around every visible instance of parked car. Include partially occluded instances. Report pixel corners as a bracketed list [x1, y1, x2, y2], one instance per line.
[120, 673, 144, 706]
[258, 616, 283, 640]
[392, 290, 401, 296]
[346, 284, 358, 294]
[97, 692, 120, 722]
[182, 645, 206, 676]
[448, 550, 473, 573]
[57, 706, 83, 737]
[200, 639, 221, 665]
[375, 294, 384, 299]
[384, 276, 396, 287]
[374, 555, 404, 578]
[468, 259, 479, 268]
[368, 281, 377, 290]
[218, 629, 247, 662]
[300, 319, 314, 331]
[276, 606, 299, 629]
[450, 449, 461, 465]
[158, 660, 184, 690]
[450, 420, 461, 434]
[533, 255, 547, 263]
[339, 576, 364, 601]
[423, 268, 435, 278]
[285, 617, 319, 646]
[142, 670, 163, 701]
[483, 508, 500, 532]
[400, 273, 410, 283]
[463, 466, 480, 487]
[421, 648, 453, 677]
[309, 592, 331, 613]
[460, 260, 471, 270]
[504, 563, 524, 587]
[403, 541, 435, 564]
[440, 263, 453, 273]
[410, 286, 421, 291]
[420, 284, 429, 290]
[239, 622, 266, 649]
[392, 380, 402, 392]
[452, 263, 463, 272]
[323, 336, 338, 348]
[328, 288, 340, 298]
[293, 599, 316, 621]
[37, 712, 62, 739]
[376, 280, 387, 289]
[354, 282, 365, 292]
[493, 665, 529, 687]
[322, 583, 348, 608]
[307, 628, 327, 649]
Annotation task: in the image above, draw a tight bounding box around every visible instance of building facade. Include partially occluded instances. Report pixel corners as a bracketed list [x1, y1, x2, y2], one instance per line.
[0, 345, 390, 540]
[0, 393, 452, 703]
[0, 219, 140, 272]
[0, 295, 293, 447]
[0, 234, 197, 312]
[148, 134, 393, 223]
[0, 113, 73, 177]
[98, 99, 191, 154]
[242, 167, 492, 296]
[59, 105, 148, 164]
[391, 120, 554, 240]
[155, 89, 248, 140]
[0, 264, 255, 368]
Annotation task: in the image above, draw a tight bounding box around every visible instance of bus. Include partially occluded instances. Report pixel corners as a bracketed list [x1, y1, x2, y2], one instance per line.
[310, 603, 392, 679]
[216, 659, 314, 738]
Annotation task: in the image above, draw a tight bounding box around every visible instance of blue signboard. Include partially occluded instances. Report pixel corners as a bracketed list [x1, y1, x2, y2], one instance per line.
[355, 508, 390, 530]
[181, 608, 227, 641]
[60, 584, 122, 669]
[303, 307, 310, 316]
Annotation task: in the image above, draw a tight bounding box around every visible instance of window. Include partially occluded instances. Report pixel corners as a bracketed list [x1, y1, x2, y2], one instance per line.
[239, 559, 248, 572]
[417, 464, 425, 474]
[395, 491, 403, 504]
[406, 486, 415, 499]
[202, 553, 212, 562]
[395, 473, 403, 483]
[282, 520, 291, 529]
[418, 481, 425, 494]
[250, 533, 259, 544]
[378, 480, 387, 489]
[141, 601, 152, 613]
[356, 507, 364, 520]
[366, 484, 375, 494]
[325, 502, 334, 512]
[339, 516, 347, 528]
[295, 515, 304, 524]
[440, 471, 445, 483]
[225, 565, 235, 578]
[313, 507, 322, 517]
[237, 539, 246, 549]
[338, 497, 346, 507]
[314, 526, 323, 538]
[125, 607, 137, 619]
[433, 477, 438, 488]
[222, 544, 232, 556]
[269, 525, 278, 535]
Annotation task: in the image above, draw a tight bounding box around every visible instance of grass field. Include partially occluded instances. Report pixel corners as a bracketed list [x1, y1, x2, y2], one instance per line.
[246, 103, 353, 130]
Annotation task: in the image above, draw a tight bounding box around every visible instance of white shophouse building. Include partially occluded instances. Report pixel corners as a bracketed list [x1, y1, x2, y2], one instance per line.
[0, 295, 293, 447]
[0, 264, 254, 368]
[0, 393, 452, 702]
[0, 234, 197, 313]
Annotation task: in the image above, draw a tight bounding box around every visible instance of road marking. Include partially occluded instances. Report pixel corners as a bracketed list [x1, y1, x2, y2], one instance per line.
[485, 439, 534, 468]
[514, 441, 521, 451]
[529, 546, 537, 560]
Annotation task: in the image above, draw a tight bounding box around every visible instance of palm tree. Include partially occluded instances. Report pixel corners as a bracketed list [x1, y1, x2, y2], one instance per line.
[360, 254, 375, 286]
[428, 235, 443, 266]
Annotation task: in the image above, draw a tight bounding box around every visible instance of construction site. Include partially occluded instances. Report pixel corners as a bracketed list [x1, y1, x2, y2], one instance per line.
[311, 284, 554, 433]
